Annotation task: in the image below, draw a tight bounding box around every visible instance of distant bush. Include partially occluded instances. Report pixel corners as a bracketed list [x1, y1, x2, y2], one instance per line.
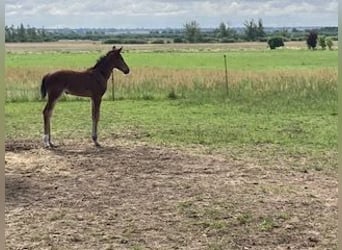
[102, 39, 122, 44]
[124, 39, 147, 44]
[258, 37, 268, 42]
[151, 39, 165, 44]
[318, 36, 326, 50]
[220, 38, 236, 43]
[103, 39, 147, 44]
[326, 38, 334, 50]
[173, 37, 185, 43]
[267, 37, 284, 49]
[290, 37, 305, 41]
[200, 37, 217, 43]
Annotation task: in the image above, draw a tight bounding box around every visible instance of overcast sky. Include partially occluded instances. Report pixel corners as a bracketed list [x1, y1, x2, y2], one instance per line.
[5, 0, 338, 29]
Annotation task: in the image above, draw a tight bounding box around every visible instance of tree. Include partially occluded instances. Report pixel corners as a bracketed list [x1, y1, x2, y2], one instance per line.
[216, 22, 237, 40]
[218, 22, 227, 38]
[306, 31, 318, 50]
[26, 25, 38, 42]
[257, 18, 266, 38]
[318, 36, 326, 50]
[268, 37, 284, 49]
[244, 19, 258, 41]
[184, 20, 202, 43]
[18, 23, 26, 42]
[243, 18, 265, 41]
[277, 28, 290, 38]
[326, 38, 333, 50]
[9, 25, 17, 42]
[5, 25, 11, 42]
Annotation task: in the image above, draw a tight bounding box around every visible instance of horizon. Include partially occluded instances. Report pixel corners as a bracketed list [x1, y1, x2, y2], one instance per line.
[4, 24, 338, 30]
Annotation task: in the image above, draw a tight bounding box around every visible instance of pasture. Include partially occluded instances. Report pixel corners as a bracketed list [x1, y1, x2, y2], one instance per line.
[5, 42, 337, 249]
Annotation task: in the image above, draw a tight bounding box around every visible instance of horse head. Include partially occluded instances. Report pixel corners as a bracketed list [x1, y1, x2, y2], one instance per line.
[108, 46, 130, 75]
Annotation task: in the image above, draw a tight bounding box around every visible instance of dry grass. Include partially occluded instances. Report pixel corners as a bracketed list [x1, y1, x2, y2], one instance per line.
[5, 66, 337, 101]
[116, 67, 337, 87]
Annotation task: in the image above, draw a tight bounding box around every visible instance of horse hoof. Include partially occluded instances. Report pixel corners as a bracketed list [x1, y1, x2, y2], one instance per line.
[95, 142, 101, 148]
[44, 142, 57, 148]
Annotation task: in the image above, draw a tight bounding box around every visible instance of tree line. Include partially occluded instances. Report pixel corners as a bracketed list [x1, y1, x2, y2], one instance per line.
[5, 19, 338, 49]
[5, 24, 55, 42]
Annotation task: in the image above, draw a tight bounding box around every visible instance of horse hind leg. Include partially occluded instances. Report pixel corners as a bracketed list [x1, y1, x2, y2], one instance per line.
[43, 100, 56, 148]
[91, 97, 102, 147]
[42, 91, 62, 148]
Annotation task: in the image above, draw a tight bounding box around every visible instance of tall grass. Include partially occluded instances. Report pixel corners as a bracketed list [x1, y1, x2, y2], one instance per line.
[5, 49, 337, 115]
[5, 66, 337, 112]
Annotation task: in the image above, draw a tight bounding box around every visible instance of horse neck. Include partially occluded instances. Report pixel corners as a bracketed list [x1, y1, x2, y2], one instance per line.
[95, 63, 115, 81]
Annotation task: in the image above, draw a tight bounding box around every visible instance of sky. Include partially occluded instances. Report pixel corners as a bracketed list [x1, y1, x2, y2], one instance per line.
[5, 0, 339, 29]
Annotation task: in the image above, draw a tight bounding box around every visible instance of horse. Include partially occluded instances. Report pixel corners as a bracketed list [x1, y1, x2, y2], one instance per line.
[40, 46, 130, 148]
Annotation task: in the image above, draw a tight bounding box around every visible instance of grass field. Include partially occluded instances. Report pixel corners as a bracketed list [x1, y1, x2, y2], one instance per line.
[5, 42, 338, 151]
[5, 99, 337, 154]
[5, 42, 338, 249]
[6, 48, 338, 69]
[5, 45, 338, 102]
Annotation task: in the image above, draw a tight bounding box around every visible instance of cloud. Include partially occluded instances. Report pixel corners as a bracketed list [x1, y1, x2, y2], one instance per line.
[5, 0, 338, 28]
[184, 0, 337, 17]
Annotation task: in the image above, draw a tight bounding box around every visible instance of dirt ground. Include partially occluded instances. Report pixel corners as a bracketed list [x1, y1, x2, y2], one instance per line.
[5, 139, 337, 250]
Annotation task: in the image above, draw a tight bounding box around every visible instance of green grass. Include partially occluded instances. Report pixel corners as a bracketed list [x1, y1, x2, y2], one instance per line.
[5, 97, 337, 154]
[6, 49, 337, 71]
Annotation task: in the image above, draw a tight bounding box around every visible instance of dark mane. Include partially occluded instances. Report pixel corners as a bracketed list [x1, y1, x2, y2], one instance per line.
[87, 54, 109, 71]
[87, 47, 123, 71]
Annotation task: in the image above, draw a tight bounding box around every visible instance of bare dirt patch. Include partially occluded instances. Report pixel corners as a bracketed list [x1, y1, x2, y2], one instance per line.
[5, 139, 337, 249]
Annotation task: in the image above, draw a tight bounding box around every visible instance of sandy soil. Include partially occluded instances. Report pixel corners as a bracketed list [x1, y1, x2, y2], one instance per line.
[5, 139, 337, 249]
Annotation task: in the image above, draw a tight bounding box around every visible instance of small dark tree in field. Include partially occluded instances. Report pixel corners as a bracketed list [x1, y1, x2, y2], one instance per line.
[306, 31, 318, 50]
[268, 37, 284, 49]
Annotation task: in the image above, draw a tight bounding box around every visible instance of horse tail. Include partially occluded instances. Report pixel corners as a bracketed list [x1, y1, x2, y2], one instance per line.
[40, 74, 48, 99]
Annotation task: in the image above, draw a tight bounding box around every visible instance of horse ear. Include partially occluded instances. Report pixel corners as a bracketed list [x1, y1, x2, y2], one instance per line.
[118, 47, 123, 52]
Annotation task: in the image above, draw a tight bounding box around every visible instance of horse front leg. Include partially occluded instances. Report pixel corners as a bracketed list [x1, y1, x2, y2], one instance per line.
[91, 97, 102, 147]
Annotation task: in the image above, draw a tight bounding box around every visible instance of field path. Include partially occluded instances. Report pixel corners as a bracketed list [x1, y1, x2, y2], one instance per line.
[5, 139, 337, 249]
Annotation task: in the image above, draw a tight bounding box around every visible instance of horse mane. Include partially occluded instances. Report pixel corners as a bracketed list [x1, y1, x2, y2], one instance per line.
[87, 54, 109, 71]
[88, 47, 120, 71]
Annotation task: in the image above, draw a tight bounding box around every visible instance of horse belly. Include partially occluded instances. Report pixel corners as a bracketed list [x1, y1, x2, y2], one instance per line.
[64, 74, 94, 97]
[65, 88, 92, 97]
